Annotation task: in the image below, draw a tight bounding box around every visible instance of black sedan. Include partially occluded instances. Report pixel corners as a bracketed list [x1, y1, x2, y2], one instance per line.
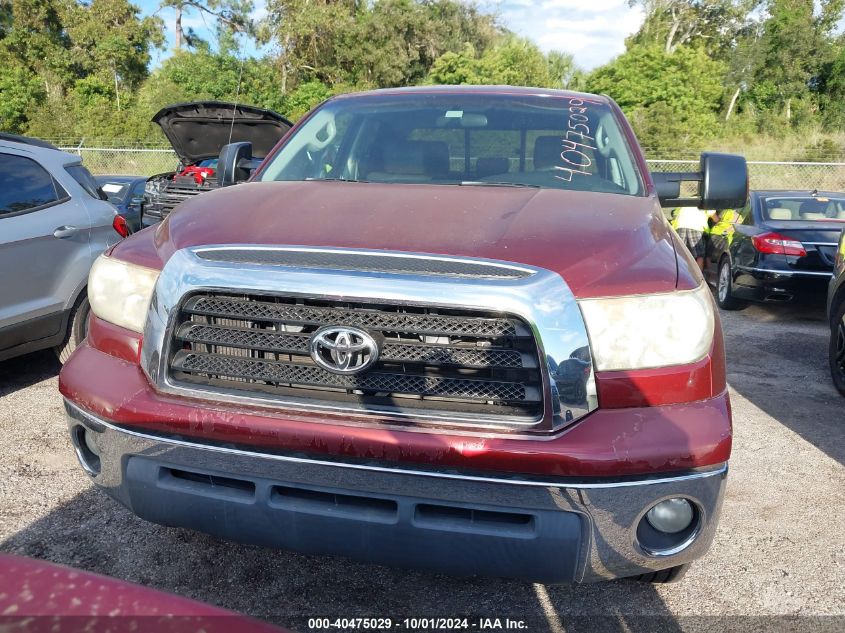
[94, 175, 147, 232]
[705, 190, 845, 310]
[827, 231, 845, 396]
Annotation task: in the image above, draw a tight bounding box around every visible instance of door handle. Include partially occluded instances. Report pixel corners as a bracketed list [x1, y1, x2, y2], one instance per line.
[53, 225, 78, 239]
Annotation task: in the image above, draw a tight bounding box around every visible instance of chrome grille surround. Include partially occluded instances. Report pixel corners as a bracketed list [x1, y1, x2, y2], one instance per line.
[140, 245, 597, 434]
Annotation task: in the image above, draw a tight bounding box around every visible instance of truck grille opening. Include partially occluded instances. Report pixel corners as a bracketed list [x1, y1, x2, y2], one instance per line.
[144, 176, 217, 222]
[166, 292, 545, 422]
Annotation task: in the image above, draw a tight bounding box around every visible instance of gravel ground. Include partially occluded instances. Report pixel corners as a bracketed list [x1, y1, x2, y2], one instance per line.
[0, 301, 843, 632]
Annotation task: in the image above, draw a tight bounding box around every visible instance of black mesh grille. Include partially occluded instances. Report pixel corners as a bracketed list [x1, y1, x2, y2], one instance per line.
[184, 296, 521, 337]
[168, 292, 545, 420]
[172, 352, 538, 403]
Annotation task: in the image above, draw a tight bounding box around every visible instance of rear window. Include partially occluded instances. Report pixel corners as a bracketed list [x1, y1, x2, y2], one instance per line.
[762, 197, 845, 222]
[258, 93, 644, 196]
[0, 153, 66, 217]
[98, 181, 130, 203]
[66, 164, 106, 200]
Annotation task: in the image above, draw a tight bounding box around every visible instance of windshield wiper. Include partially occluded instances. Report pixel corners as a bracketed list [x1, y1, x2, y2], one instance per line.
[305, 177, 369, 183]
[458, 181, 541, 189]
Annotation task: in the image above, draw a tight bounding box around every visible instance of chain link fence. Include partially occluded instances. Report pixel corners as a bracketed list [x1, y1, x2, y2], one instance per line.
[55, 144, 845, 192]
[57, 145, 179, 176]
[647, 159, 845, 192]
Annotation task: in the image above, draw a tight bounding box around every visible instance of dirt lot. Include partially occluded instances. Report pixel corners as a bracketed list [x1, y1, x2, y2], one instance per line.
[1, 301, 843, 632]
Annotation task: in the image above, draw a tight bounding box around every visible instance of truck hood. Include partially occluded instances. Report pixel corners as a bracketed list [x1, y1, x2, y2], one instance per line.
[152, 102, 293, 166]
[136, 181, 683, 299]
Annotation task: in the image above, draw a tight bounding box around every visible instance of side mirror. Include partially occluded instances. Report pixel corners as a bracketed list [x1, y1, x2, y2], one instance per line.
[219, 142, 262, 187]
[655, 152, 748, 211]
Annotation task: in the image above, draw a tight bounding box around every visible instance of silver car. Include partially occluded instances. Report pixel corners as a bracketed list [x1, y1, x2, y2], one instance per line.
[0, 135, 123, 363]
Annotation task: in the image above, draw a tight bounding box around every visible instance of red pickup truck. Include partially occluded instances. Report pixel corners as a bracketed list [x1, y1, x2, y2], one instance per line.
[60, 86, 746, 584]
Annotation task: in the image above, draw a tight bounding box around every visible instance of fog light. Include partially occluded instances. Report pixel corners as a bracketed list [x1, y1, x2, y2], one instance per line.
[646, 498, 694, 534]
[71, 425, 101, 477]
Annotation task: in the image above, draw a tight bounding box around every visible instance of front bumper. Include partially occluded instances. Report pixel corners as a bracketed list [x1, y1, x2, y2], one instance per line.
[66, 400, 727, 584]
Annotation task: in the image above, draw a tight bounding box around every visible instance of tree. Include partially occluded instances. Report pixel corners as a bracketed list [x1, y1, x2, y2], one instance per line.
[0, 0, 74, 101]
[0, 63, 44, 132]
[587, 44, 726, 152]
[426, 37, 560, 88]
[546, 50, 584, 90]
[159, 0, 254, 51]
[0, 0, 163, 135]
[259, 0, 503, 92]
[480, 38, 553, 87]
[427, 44, 484, 85]
[62, 0, 164, 110]
[746, 0, 845, 123]
[627, 0, 758, 58]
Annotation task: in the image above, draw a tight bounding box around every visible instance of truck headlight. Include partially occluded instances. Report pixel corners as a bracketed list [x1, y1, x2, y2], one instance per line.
[88, 255, 160, 333]
[578, 284, 715, 372]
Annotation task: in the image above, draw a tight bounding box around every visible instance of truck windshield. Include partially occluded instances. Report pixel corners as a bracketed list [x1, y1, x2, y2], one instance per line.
[258, 93, 645, 196]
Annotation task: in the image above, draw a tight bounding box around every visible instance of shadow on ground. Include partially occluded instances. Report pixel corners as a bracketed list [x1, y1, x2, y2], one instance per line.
[720, 302, 844, 466]
[0, 350, 60, 397]
[0, 486, 685, 632]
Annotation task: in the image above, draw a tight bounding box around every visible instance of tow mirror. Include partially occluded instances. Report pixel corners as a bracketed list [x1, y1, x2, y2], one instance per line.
[219, 142, 262, 187]
[655, 152, 748, 210]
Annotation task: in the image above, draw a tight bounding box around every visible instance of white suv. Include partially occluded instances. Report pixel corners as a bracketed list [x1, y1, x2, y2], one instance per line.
[0, 135, 125, 363]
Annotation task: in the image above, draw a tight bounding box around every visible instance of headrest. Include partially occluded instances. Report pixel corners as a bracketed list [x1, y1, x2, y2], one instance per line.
[380, 140, 449, 177]
[381, 144, 427, 175]
[418, 140, 450, 176]
[800, 212, 827, 220]
[534, 136, 564, 170]
[799, 199, 826, 215]
[768, 208, 794, 221]
[476, 157, 510, 178]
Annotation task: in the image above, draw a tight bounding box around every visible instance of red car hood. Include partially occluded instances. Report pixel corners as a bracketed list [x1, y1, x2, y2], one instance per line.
[127, 181, 684, 298]
[0, 553, 283, 630]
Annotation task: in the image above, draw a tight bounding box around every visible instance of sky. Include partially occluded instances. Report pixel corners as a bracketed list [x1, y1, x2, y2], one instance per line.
[137, 0, 645, 71]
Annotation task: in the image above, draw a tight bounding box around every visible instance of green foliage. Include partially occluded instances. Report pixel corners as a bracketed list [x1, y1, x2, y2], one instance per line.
[281, 81, 336, 121]
[0, 0, 163, 139]
[3, 0, 845, 160]
[159, 0, 254, 51]
[260, 0, 501, 91]
[427, 44, 484, 84]
[0, 62, 44, 132]
[587, 44, 725, 151]
[426, 38, 565, 88]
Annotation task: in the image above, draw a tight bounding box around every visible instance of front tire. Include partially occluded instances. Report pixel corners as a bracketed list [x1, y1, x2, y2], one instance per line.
[829, 301, 845, 397]
[716, 257, 745, 310]
[55, 294, 90, 364]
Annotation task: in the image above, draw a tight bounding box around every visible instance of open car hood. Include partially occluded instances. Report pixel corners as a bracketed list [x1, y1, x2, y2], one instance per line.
[152, 102, 293, 166]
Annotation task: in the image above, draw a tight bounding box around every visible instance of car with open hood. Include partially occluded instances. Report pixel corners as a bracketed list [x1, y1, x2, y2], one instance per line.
[61, 86, 747, 584]
[141, 101, 292, 227]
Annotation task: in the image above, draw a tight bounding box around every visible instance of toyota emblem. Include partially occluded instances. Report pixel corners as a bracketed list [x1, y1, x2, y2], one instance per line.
[309, 326, 379, 375]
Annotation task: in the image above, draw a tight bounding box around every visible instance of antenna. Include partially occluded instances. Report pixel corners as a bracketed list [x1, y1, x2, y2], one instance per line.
[228, 50, 246, 145]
